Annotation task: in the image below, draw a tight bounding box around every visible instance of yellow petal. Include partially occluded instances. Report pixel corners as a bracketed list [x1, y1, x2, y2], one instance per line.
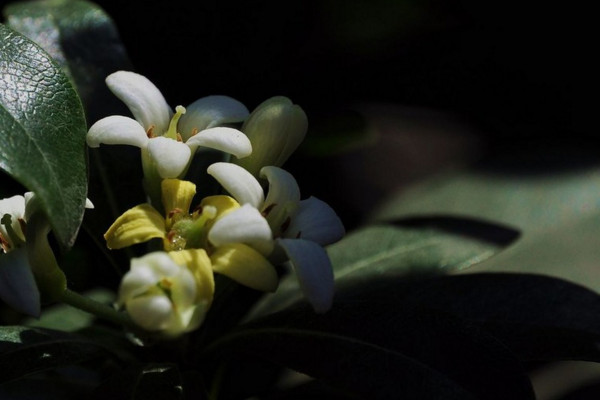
[161, 179, 196, 215]
[200, 195, 240, 219]
[104, 204, 166, 249]
[169, 249, 215, 305]
[210, 243, 278, 292]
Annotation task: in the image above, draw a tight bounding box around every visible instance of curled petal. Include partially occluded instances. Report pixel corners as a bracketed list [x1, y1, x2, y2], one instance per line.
[106, 71, 171, 133]
[285, 196, 345, 245]
[277, 238, 334, 313]
[178, 95, 249, 141]
[208, 204, 273, 255]
[210, 243, 278, 292]
[147, 137, 192, 178]
[207, 162, 264, 208]
[169, 249, 215, 305]
[104, 204, 166, 249]
[186, 127, 252, 158]
[0, 248, 40, 317]
[260, 166, 301, 211]
[87, 116, 149, 148]
[161, 179, 196, 215]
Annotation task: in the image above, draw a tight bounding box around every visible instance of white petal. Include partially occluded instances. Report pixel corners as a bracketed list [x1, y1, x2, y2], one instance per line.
[207, 162, 264, 208]
[277, 238, 334, 313]
[285, 196, 345, 245]
[169, 267, 197, 310]
[106, 71, 171, 133]
[147, 137, 192, 178]
[209, 204, 274, 255]
[127, 295, 173, 331]
[0, 195, 26, 249]
[260, 166, 301, 210]
[0, 248, 40, 317]
[85, 199, 95, 209]
[178, 95, 249, 141]
[87, 116, 149, 148]
[185, 127, 252, 158]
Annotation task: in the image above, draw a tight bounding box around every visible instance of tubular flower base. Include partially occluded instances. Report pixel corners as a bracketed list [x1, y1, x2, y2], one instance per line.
[208, 162, 345, 313]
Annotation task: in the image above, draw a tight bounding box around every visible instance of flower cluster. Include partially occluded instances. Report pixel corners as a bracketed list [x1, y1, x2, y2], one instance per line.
[88, 71, 344, 336]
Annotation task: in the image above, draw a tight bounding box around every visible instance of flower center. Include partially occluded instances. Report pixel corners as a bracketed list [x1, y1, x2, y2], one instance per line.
[164, 105, 186, 141]
[165, 205, 218, 251]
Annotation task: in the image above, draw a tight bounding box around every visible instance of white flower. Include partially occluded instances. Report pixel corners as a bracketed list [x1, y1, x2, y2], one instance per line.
[118, 250, 214, 336]
[207, 162, 345, 313]
[87, 71, 252, 180]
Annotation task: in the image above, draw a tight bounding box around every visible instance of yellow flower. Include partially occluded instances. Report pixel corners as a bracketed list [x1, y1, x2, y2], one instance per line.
[105, 179, 278, 292]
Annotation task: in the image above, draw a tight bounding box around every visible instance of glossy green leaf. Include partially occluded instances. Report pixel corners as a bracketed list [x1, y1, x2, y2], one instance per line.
[206, 303, 534, 400]
[372, 160, 600, 291]
[361, 273, 600, 362]
[0, 24, 87, 247]
[250, 221, 517, 316]
[3, 0, 132, 122]
[0, 326, 109, 383]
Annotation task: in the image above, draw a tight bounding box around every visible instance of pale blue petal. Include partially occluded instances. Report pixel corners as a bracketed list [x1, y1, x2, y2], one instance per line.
[0, 248, 40, 317]
[178, 95, 249, 141]
[285, 196, 345, 245]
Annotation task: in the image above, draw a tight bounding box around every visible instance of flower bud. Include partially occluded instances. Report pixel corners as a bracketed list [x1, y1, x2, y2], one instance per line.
[234, 96, 307, 177]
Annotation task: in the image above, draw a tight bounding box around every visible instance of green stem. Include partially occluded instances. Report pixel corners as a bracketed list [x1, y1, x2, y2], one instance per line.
[58, 288, 138, 331]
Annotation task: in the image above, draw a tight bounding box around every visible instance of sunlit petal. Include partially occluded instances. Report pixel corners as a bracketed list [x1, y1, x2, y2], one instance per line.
[277, 238, 334, 313]
[104, 204, 166, 249]
[86, 116, 149, 148]
[106, 71, 171, 133]
[211, 243, 278, 292]
[0, 248, 40, 317]
[161, 179, 196, 215]
[147, 137, 192, 178]
[207, 162, 264, 208]
[186, 127, 252, 159]
[169, 249, 215, 305]
[178, 95, 249, 141]
[285, 196, 345, 245]
[208, 204, 273, 255]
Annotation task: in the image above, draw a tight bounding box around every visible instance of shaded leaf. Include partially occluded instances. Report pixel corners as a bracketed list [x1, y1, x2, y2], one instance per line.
[207, 304, 534, 400]
[0, 326, 111, 383]
[344, 273, 600, 362]
[0, 24, 87, 247]
[251, 221, 517, 317]
[4, 0, 132, 122]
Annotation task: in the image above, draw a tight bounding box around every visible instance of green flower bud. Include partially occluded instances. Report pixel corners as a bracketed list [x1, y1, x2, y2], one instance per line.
[234, 96, 307, 177]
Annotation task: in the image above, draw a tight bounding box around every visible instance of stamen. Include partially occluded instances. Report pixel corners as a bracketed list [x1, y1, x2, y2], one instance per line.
[146, 125, 156, 138]
[190, 128, 199, 137]
[262, 203, 276, 217]
[0, 233, 11, 253]
[164, 105, 186, 140]
[280, 216, 291, 234]
[295, 230, 302, 239]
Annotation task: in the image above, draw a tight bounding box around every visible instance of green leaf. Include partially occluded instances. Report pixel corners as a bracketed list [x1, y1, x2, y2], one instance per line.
[363, 273, 600, 362]
[0, 24, 87, 247]
[372, 160, 600, 291]
[250, 221, 517, 317]
[3, 0, 132, 122]
[0, 326, 111, 383]
[206, 303, 534, 400]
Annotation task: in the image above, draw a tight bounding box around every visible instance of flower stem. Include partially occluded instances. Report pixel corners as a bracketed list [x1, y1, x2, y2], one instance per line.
[58, 288, 138, 331]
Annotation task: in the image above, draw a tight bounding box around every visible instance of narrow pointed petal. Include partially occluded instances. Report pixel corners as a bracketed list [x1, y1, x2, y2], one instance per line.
[0, 248, 40, 317]
[106, 71, 171, 133]
[169, 249, 215, 305]
[211, 243, 278, 292]
[207, 162, 264, 208]
[277, 238, 334, 313]
[208, 204, 273, 255]
[260, 166, 301, 210]
[285, 196, 345, 245]
[147, 137, 192, 178]
[178, 95, 249, 141]
[161, 179, 196, 215]
[186, 127, 252, 158]
[87, 116, 149, 148]
[104, 204, 166, 249]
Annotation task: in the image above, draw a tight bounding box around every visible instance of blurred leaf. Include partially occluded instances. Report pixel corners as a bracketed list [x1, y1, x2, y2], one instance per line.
[372, 162, 600, 291]
[0, 326, 111, 383]
[345, 273, 600, 362]
[26, 289, 115, 332]
[206, 303, 534, 400]
[0, 24, 87, 247]
[250, 221, 518, 317]
[3, 0, 132, 122]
